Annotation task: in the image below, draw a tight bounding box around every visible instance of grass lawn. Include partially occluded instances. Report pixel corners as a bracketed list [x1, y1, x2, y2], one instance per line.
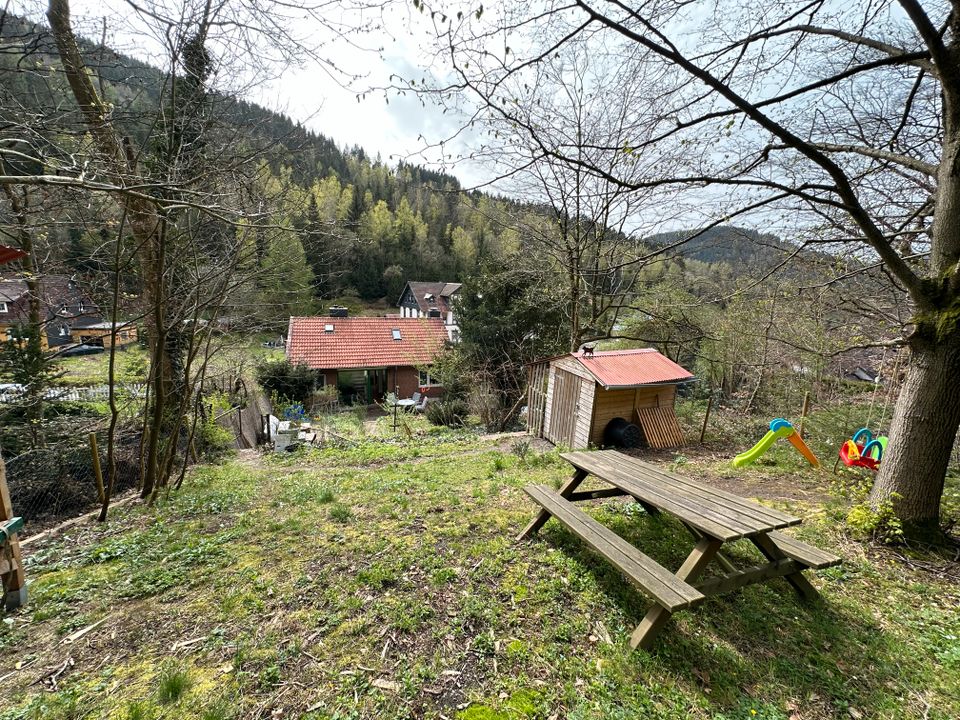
[2, 426, 958, 719]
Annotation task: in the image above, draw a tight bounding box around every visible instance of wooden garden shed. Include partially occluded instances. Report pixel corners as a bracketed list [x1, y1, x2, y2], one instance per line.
[527, 349, 695, 450]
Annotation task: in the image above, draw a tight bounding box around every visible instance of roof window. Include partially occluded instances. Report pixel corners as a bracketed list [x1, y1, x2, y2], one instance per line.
[324, 324, 334, 333]
[391, 328, 402, 340]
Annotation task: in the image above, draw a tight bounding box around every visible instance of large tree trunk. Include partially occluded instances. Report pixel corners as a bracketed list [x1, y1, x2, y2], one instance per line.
[869, 331, 960, 535]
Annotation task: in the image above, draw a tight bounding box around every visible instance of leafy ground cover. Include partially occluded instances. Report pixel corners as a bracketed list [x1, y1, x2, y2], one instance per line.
[2, 424, 958, 720]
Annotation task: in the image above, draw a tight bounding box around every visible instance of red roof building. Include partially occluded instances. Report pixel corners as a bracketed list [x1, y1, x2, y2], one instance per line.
[572, 349, 694, 389]
[527, 348, 695, 450]
[286, 316, 449, 403]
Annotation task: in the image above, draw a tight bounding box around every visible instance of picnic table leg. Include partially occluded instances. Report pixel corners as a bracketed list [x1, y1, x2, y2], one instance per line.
[517, 469, 588, 540]
[680, 522, 737, 574]
[750, 533, 819, 601]
[630, 535, 723, 650]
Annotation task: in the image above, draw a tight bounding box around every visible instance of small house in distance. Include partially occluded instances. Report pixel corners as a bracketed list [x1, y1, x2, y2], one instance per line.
[0, 275, 138, 350]
[286, 311, 449, 404]
[527, 349, 695, 450]
[397, 281, 462, 341]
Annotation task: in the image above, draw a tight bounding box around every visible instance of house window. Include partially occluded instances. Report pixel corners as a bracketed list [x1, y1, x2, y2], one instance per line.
[418, 369, 440, 387]
[391, 328, 402, 341]
[316, 374, 326, 388]
[58, 324, 69, 337]
[78, 301, 85, 313]
[0, 302, 7, 313]
[59, 303, 68, 314]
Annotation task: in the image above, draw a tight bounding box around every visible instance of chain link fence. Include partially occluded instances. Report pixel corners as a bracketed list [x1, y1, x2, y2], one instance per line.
[2, 431, 143, 537]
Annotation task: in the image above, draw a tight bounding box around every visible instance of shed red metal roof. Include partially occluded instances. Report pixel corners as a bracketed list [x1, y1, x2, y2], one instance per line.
[0, 245, 26, 265]
[286, 316, 448, 370]
[571, 348, 694, 388]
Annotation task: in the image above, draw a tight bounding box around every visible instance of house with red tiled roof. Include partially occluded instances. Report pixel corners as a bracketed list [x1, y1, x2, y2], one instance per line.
[286, 313, 449, 404]
[397, 281, 462, 341]
[527, 349, 695, 450]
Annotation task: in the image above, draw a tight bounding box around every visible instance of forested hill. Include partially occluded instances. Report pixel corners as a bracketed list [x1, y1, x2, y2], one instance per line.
[0, 14, 461, 191]
[2, 13, 503, 307]
[646, 226, 794, 266]
[2, 12, 808, 313]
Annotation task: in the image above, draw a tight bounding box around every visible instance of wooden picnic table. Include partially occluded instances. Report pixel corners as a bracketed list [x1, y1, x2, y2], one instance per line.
[519, 449, 840, 650]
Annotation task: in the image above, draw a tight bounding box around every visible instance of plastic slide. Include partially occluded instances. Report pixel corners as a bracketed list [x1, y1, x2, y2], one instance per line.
[732, 418, 820, 469]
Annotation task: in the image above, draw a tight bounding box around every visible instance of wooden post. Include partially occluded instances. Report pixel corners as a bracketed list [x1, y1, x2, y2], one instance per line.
[89, 433, 105, 503]
[0, 455, 27, 609]
[699, 391, 714, 444]
[798, 391, 811, 438]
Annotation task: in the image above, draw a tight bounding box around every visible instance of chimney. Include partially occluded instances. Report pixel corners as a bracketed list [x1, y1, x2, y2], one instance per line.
[328, 305, 348, 318]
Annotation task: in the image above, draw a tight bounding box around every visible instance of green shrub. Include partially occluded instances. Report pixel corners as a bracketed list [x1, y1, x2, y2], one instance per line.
[255, 360, 318, 405]
[846, 493, 904, 543]
[425, 398, 469, 428]
[196, 392, 235, 458]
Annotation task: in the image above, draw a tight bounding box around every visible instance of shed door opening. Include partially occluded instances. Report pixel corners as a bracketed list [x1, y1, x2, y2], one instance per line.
[547, 368, 581, 447]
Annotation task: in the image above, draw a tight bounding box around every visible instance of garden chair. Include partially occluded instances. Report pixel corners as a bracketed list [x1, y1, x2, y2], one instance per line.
[413, 396, 429, 413]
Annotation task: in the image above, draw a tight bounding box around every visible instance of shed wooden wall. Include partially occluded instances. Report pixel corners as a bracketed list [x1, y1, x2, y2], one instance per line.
[543, 356, 595, 449]
[589, 384, 677, 447]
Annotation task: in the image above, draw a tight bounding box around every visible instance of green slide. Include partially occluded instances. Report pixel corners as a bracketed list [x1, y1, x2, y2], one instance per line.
[732, 423, 794, 468]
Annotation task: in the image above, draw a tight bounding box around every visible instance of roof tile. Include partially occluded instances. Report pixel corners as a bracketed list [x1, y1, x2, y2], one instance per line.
[287, 316, 448, 370]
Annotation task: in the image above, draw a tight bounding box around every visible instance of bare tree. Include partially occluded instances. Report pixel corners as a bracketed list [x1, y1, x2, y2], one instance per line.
[413, 0, 960, 536]
[472, 43, 661, 351]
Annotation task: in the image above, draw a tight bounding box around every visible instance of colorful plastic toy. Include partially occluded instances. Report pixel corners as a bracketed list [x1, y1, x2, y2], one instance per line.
[835, 427, 887, 472]
[732, 418, 820, 469]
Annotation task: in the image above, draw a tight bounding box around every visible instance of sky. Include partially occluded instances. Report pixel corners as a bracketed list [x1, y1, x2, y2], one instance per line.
[54, 0, 485, 185]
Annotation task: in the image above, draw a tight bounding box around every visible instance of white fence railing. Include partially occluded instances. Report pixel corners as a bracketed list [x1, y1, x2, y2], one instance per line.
[0, 384, 148, 403]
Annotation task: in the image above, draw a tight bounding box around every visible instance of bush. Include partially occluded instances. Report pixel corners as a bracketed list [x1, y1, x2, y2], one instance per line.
[196, 392, 235, 458]
[425, 399, 469, 428]
[255, 360, 318, 405]
[846, 494, 904, 543]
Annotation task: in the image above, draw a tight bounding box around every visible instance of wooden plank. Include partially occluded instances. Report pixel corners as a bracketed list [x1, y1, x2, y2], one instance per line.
[0, 458, 25, 606]
[561, 452, 758, 540]
[630, 535, 721, 649]
[695, 558, 802, 596]
[574, 380, 594, 449]
[616, 455, 800, 528]
[681, 521, 738, 574]
[751, 533, 820, 600]
[517, 469, 587, 540]
[523, 485, 705, 611]
[767, 531, 841, 569]
[635, 406, 685, 448]
[0, 555, 19, 576]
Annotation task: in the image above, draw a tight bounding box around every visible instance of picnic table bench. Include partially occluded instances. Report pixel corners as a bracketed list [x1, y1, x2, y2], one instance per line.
[519, 450, 840, 650]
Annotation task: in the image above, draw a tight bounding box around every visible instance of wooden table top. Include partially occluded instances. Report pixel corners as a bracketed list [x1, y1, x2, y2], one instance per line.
[561, 450, 801, 542]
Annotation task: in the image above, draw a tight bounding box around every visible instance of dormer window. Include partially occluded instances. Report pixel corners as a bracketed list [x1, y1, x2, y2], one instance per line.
[59, 303, 68, 314]
[424, 293, 434, 300]
[324, 324, 334, 333]
[391, 329, 402, 340]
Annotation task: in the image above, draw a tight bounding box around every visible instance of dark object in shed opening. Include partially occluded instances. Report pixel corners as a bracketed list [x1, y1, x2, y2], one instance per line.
[604, 417, 642, 448]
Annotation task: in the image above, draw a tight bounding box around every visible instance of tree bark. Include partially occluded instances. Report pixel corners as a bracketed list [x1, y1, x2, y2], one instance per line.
[869, 330, 960, 535]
